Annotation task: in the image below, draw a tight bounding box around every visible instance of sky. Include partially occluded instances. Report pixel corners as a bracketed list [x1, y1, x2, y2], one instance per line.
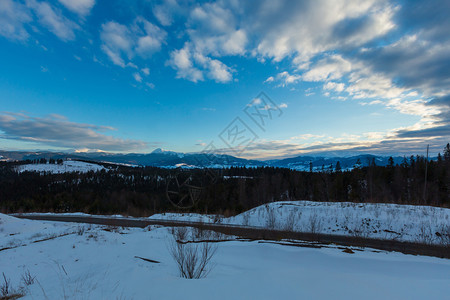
[0, 0, 449, 159]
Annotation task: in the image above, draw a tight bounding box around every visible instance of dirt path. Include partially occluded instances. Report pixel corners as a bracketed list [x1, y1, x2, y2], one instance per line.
[12, 214, 449, 259]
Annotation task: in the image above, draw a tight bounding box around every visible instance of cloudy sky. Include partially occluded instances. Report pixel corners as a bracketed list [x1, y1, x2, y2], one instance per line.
[0, 0, 449, 159]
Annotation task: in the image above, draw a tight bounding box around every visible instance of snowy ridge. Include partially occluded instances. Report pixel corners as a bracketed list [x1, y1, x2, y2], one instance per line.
[15, 160, 107, 174]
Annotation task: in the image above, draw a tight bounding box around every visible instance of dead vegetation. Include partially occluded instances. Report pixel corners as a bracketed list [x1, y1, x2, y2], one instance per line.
[168, 227, 218, 279]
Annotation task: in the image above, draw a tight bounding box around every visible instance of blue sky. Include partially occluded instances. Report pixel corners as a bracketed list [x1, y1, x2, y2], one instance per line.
[0, 0, 449, 159]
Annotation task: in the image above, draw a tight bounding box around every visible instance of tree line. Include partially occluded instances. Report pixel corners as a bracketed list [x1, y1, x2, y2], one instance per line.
[0, 144, 449, 216]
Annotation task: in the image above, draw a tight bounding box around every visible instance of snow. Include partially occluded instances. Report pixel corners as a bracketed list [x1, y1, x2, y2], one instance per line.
[15, 160, 107, 174]
[17, 201, 450, 245]
[138, 201, 450, 245]
[1, 213, 449, 299]
[223, 201, 450, 245]
[149, 212, 218, 223]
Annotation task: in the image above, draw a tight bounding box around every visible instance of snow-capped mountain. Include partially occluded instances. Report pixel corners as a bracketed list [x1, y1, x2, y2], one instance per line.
[0, 150, 409, 170]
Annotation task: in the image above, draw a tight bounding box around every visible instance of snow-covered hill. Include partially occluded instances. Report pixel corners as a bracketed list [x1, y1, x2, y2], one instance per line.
[15, 160, 107, 174]
[150, 201, 450, 245]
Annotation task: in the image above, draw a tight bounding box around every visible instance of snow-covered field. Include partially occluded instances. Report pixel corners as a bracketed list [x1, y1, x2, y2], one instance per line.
[15, 160, 107, 174]
[1, 213, 449, 299]
[150, 201, 450, 245]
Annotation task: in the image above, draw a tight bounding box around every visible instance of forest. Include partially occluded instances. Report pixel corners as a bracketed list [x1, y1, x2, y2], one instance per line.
[0, 144, 449, 216]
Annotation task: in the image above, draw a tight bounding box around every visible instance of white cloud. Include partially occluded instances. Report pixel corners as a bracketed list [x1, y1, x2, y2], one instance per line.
[252, 0, 395, 63]
[168, 43, 232, 83]
[323, 81, 345, 92]
[58, 0, 95, 17]
[152, 0, 183, 27]
[135, 19, 166, 56]
[100, 22, 131, 67]
[133, 72, 142, 83]
[248, 98, 262, 106]
[26, 0, 80, 41]
[100, 18, 166, 68]
[0, 112, 148, 152]
[264, 76, 274, 83]
[0, 0, 31, 40]
[141, 68, 150, 75]
[194, 52, 232, 83]
[188, 2, 247, 56]
[153, 4, 173, 26]
[266, 71, 301, 87]
[302, 55, 352, 82]
[168, 44, 204, 82]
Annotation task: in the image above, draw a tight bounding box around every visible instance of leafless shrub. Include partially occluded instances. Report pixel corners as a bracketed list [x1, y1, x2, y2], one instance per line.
[103, 225, 122, 233]
[350, 220, 370, 238]
[283, 210, 301, 232]
[308, 212, 322, 234]
[416, 222, 434, 245]
[1, 273, 11, 297]
[169, 228, 218, 279]
[213, 214, 223, 224]
[76, 226, 85, 236]
[193, 225, 213, 241]
[1, 272, 23, 299]
[437, 224, 450, 247]
[21, 270, 35, 286]
[265, 206, 277, 229]
[211, 230, 227, 241]
[86, 232, 99, 242]
[171, 226, 188, 242]
[242, 213, 250, 226]
[372, 206, 381, 219]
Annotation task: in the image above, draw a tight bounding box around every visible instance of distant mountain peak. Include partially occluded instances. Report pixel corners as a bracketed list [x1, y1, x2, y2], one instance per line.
[151, 148, 184, 157]
[151, 148, 164, 154]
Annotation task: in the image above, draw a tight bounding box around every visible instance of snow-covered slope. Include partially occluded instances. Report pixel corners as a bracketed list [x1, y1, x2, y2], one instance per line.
[151, 201, 450, 245]
[0, 214, 449, 299]
[15, 160, 107, 174]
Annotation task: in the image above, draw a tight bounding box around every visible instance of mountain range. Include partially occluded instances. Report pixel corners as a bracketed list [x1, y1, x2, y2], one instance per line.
[0, 148, 414, 171]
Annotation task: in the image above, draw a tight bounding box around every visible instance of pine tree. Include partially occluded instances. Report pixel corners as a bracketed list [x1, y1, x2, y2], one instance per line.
[354, 158, 361, 169]
[388, 156, 394, 168]
[444, 143, 450, 161]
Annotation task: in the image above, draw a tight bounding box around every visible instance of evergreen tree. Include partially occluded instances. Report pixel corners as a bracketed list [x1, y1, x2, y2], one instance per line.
[388, 156, 394, 168]
[444, 143, 450, 161]
[354, 158, 361, 169]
